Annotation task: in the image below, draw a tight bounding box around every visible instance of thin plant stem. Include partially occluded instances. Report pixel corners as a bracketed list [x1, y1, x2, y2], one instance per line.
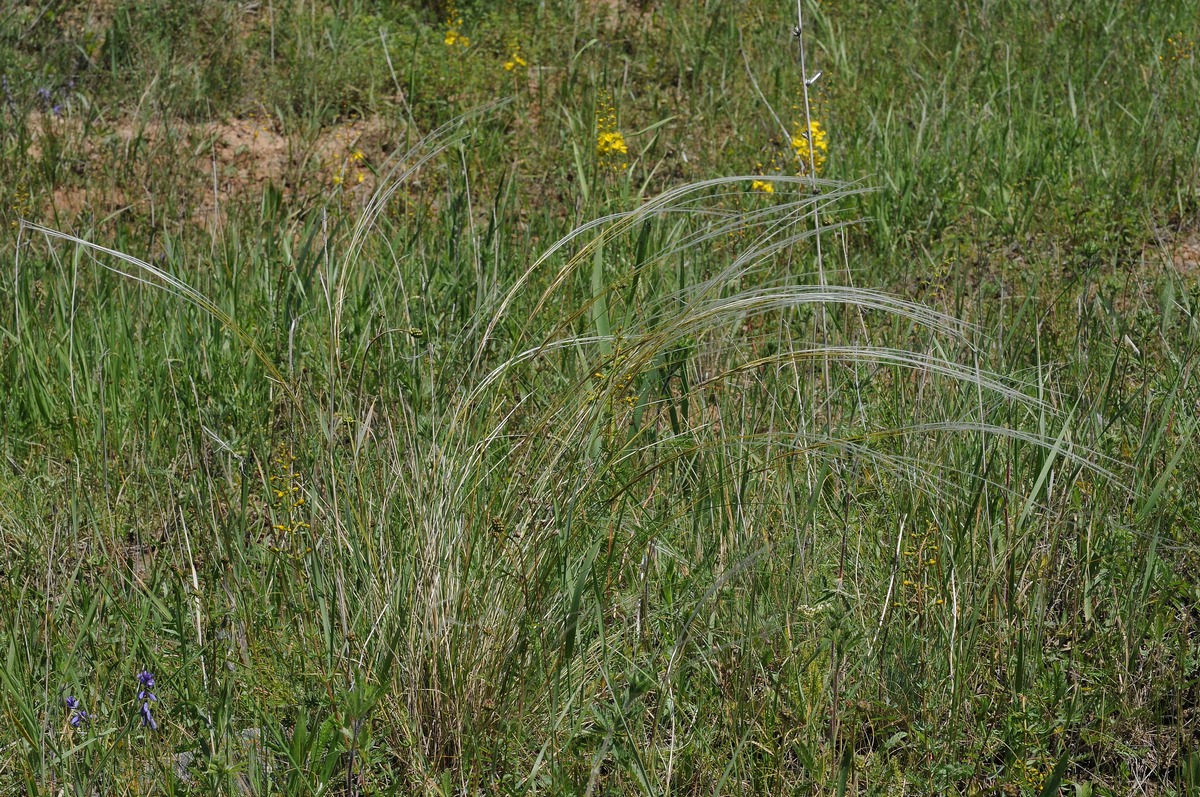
[794, 0, 831, 413]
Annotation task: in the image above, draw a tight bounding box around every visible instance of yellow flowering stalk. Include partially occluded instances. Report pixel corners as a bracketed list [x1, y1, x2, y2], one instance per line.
[267, 445, 311, 556]
[750, 179, 775, 193]
[443, 1, 469, 47]
[595, 90, 628, 171]
[10, 185, 32, 229]
[333, 147, 369, 190]
[791, 119, 828, 175]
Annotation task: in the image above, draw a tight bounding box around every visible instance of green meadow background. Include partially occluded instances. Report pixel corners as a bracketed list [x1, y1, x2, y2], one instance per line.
[1, 0, 1198, 793]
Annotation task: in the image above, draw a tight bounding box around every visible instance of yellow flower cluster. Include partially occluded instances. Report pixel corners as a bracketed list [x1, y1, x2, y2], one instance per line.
[443, 1, 469, 48]
[791, 119, 828, 175]
[333, 148, 368, 188]
[504, 40, 528, 71]
[597, 131, 628, 156]
[1161, 32, 1195, 65]
[245, 110, 271, 142]
[748, 153, 784, 195]
[587, 351, 638, 408]
[595, 90, 628, 171]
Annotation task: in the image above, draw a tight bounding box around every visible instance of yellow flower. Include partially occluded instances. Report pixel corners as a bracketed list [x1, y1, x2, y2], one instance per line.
[791, 119, 828, 174]
[504, 42, 528, 71]
[350, 149, 364, 162]
[597, 131, 628, 157]
[750, 179, 775, 193]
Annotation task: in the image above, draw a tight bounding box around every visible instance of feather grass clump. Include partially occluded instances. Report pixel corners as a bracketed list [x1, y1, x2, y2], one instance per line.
[21, 109, 1119, 791]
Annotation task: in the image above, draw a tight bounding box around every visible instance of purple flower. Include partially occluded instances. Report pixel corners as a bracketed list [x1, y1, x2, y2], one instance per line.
[65, 695, 90, 727]
[139, 700, 157, 730]
[137, 670, 158, 730]
[34, 86, 64, 114]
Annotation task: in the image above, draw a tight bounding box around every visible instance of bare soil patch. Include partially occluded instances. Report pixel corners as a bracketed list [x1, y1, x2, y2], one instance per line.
[1169, 232, 1200, 278]
[34, 112, 400, 224]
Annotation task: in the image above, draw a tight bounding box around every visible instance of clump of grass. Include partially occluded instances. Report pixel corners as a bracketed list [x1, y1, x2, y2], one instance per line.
[9, 109, 1137, 794]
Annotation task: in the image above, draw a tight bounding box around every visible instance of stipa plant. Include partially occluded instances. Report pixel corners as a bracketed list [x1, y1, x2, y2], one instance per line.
[18, 112, 1123, 793]
[412, 182, 1128, 792]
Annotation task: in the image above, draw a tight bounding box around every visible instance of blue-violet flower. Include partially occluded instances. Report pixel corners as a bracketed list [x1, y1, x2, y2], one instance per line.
[137, 670, 158, 730]
[65, 695, 90, 727]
